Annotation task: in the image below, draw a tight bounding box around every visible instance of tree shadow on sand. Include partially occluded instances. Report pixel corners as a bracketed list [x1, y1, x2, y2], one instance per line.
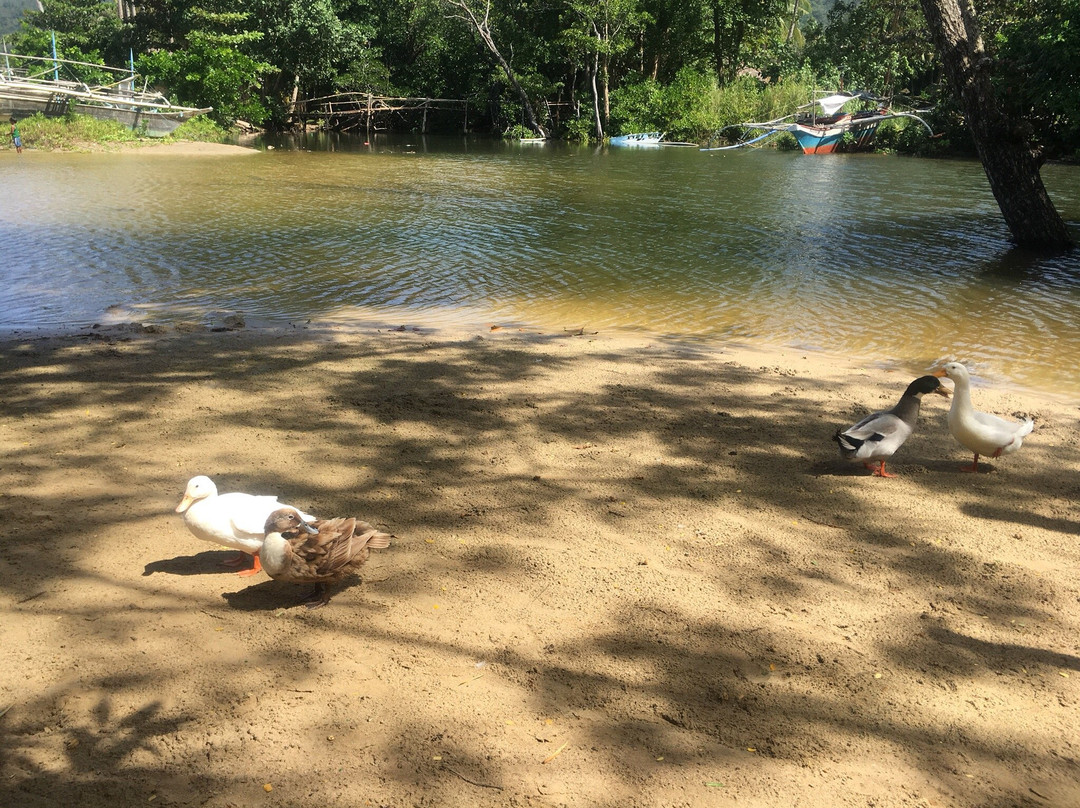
[2, 328, 1078, 806]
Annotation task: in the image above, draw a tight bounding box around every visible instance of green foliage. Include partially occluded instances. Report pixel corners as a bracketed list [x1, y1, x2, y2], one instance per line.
[801, 0, 935, 96]
[502, 123, 535, 139]
[659, 66, 722, 140]
[774, 131, 800, 150]
[870, 116, 948, 156]
[609, 70, 832, 143]
[707, 72, 816, 131]
[714, 72, 811, 125]
[253, 0, 374, 88]
[11, 0, 125, 64]
[4, 0, 1078, 158]
[609, 67, 727, 141]
[166, 114, 230, 142]
[711, 0, 790, 83]
[10, 110, 143, 149]
[140, 44, 270, 125]
[993, 0, 1080, 160]
[133, 1, 273, 126]
[636, 0, 711, 84]
[561, 114, 596, 142]
[608, 75, 665, 133]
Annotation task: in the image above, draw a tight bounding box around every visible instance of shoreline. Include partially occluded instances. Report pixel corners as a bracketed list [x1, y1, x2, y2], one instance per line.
[125, 140, 260, 156]
[1, 316, 1072, 403]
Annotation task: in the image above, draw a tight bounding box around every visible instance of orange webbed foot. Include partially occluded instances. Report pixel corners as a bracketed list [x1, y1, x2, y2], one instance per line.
[867, 460, 897, 478]
[235, 553, 262, 577]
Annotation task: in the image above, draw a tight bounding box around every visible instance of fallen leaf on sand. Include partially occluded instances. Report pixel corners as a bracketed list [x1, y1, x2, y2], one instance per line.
[543, 742, 568, 764]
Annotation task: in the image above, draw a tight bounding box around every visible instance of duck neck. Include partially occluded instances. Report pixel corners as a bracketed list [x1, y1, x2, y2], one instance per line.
[260, 532, 289, 575]
[950, 379, 973, 413]
[893, 394, 922, 424]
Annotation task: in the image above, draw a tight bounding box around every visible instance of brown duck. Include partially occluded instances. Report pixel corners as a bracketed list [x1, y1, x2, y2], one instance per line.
[262, 507, 392, 608]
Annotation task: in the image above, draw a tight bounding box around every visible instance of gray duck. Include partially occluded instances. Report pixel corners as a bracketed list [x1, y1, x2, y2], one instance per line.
[833, 375, 949, 477]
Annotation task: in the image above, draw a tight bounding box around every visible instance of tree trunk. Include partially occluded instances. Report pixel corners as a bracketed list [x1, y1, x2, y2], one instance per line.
[590, 56, 603, 141]
[918, 0, 1072, 249]
[288, 73, 300, 124]
[444, 0, 547, 138]
[600, 53, 610, 129]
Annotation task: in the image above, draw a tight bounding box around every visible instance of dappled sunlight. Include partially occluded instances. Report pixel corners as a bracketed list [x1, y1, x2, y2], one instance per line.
[2, 328, 1078, 806]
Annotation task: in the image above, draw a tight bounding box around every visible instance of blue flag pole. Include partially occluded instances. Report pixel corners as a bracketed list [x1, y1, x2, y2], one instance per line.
[51, 31, 58, 81]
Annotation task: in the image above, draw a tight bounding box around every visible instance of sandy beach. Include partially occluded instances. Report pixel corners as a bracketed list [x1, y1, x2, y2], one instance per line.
[1, 322, 1077, 808]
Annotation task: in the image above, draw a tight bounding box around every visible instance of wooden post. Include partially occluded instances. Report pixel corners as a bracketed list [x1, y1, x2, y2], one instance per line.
[366, 93, 372, 137]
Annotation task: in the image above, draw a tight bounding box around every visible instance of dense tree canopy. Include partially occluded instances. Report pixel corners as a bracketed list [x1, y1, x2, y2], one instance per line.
[2, 0, 1077, 163]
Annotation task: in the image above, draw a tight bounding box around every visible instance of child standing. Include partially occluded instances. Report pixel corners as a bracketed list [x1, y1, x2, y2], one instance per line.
[10, 116, 22, 154]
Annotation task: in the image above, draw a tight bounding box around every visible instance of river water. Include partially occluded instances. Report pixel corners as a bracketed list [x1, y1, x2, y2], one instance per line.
[2, 134, 1079, 396]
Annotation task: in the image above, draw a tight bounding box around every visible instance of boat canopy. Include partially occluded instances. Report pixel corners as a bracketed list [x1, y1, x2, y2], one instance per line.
[815, 94, 857, 115]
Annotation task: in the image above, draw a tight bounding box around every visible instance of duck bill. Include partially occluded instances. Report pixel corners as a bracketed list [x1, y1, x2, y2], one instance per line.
[175, 494, 195, 513]
[933, 385, 951, 397]
[932, 368, 947, 378]
[299, 522, 319, 534]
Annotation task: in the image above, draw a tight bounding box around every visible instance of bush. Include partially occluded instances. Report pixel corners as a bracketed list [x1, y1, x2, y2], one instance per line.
[560, 115, 595, 143]
[608, 77, 665, 135]
[12, 111, 142, 150]
[139, 45, 271, 127]
[167, 116, 230, 143]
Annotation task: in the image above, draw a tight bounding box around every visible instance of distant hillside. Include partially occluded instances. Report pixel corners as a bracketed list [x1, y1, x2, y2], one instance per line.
[1, 0, 38, 36]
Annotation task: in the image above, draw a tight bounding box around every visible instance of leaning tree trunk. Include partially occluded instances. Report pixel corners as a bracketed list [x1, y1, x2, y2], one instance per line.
[445, 0, 548, 139]
[589, 57, 603, 141]
[918, 0, 1072, 250]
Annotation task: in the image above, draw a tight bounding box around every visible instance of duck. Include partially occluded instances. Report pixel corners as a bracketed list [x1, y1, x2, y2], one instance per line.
[933, 362, 1033, 472]
[833, 375, 950, 478]
[174, 476, 316, 576]
[262, 508, 392, 608]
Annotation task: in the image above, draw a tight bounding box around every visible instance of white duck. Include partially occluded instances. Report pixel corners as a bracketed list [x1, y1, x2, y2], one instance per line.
[175, 475, 316, 576]
[833, 375, 950, 477]
[933, 362, 1033, 472]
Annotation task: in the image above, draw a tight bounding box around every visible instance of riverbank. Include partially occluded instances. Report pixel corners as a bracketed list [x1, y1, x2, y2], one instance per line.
[2, 111, 250, 153]
[1, 323, 1077, 808]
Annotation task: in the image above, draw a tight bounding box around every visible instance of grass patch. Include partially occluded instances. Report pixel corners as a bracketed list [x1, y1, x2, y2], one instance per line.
[165, 115, 230, 143]
[8, 110, 231, 151]
[14, 112, 144, 150]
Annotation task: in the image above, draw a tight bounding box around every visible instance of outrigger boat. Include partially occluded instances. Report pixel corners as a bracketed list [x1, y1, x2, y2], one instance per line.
[0, 49, 211, 137]
[703, 92, 932, 154]
[609, 131, 664, 147]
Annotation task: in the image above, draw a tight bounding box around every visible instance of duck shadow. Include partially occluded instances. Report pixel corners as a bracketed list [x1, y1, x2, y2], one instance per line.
[220, 579, 297, 610]
[142, 550, 255, 576]
[220, 575, 363, 611]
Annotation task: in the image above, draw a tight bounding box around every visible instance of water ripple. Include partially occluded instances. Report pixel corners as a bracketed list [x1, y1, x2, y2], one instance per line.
[3, 142, 1079, 395]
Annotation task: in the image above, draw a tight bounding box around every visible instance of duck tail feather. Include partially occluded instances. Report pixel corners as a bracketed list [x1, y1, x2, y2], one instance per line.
[833, 429, 862, 455]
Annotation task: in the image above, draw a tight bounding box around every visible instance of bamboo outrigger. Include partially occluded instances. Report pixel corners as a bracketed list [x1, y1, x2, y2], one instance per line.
[1, 48, 210, 137]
